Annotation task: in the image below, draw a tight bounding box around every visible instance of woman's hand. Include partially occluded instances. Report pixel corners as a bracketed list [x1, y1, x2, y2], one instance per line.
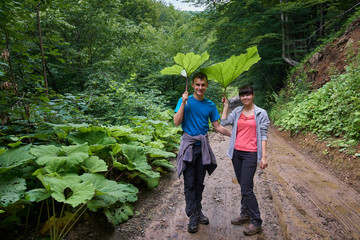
[260, 156, 268, 169]
[221, 94, 229, 120]
[222, 94, 229, 107]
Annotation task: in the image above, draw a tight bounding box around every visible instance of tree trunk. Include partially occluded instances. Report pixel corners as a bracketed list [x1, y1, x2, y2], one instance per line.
[4, 30, 19, 95]
[89, 29, 93, 65]
[280, 0, 299, 66]
[36, 2, 49, 97]
[318, 3, 325, 38]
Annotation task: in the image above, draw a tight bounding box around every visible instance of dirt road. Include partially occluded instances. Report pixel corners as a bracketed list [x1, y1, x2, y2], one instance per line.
[105, 127, 360, 240]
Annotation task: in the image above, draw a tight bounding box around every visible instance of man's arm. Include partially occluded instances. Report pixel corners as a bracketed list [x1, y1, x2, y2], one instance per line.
[212, 120, 231, 137]
[173, 91, 188, 126]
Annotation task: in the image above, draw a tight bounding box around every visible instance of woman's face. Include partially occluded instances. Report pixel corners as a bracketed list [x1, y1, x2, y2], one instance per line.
[240, 93, 254, 106]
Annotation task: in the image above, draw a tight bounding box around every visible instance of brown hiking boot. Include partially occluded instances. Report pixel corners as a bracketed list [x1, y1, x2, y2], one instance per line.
[243, 224, 263, 236]
[231, 215, 250, 225]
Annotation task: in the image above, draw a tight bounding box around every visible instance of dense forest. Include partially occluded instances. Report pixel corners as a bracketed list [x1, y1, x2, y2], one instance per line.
[1, 0, 359, 239]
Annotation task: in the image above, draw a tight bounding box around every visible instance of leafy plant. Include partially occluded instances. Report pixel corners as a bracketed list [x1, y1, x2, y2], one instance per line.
[0, 144, 34, 174]
[0, 61, 8, 76]
[270, 56, 360, 155]
[0, 116, 179, 239]
[161, 51, 210, 91]
[201, 46, 261, 94]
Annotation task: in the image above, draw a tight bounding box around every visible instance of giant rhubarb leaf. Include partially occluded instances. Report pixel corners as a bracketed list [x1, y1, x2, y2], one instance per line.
[105, 203, 134, 225]
[121, 144, 160, 179]
[30, 143, 89, 173]
[201, 46, 261, 91]
[144, 146, 176, 158]
[44, 174, 95, 208]
[25, 188, 51, 202]
[0, 175, 26, 207]
[68, 131, 116, 146]
[0, 144, 34, 174]
[161, 51, 209, 77]
[161, 52, 209, 91]
[81, 173, 138, 211]
[111, 144, 160, 189]
[81, 156, 108, 173]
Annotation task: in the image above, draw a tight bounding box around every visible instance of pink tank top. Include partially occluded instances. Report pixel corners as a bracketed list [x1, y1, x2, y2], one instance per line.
[234, 113, 257, 152]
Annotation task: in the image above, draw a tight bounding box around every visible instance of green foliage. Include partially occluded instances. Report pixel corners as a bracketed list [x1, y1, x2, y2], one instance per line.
[85, 79, 170, 125]
[161, 51, 210, 77]
[0, 175, 26, 207]
[201, 46, 261, 92]
[45, 175, 95, 208]
[161, 51, 210, 91]
[119, 0, 160, 26]
[82, 173, 138, 209]
[270, 58, 360, 153]
[196, 0, 359, 105]
[3, 0, 358, 238]
[0, 115, 179, 238]
[0, 61, 7, 76]
[120, 144, 160, 188]
[0, 144, 34, 174]
[104, 203, 134, 226]
[31, 143, 90, 174]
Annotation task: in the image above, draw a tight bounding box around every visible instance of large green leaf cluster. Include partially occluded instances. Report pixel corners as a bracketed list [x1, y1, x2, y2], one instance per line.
[270, 59, 360, 153]
[0, 115, 180, 236]
[201, 46, 261, 91]
[161, 51, 210, 77]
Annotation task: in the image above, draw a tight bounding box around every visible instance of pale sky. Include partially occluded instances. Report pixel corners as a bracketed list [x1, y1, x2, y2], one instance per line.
[162, 0, 205, 11]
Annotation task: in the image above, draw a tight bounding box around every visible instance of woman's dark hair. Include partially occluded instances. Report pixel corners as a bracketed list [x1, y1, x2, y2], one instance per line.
[192, 72, 208, 83]
[239, 84, 254, 97]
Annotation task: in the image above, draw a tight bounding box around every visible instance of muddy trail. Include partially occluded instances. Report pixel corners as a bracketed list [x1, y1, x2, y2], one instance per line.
[69, 126, 360, 240]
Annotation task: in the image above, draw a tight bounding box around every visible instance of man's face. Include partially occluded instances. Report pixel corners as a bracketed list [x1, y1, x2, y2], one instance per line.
[191, 78, 208, 99]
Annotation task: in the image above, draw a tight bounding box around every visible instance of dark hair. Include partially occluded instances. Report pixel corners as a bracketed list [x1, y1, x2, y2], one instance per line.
[192, 72, 208, 83]
[239, 84, 254, 96]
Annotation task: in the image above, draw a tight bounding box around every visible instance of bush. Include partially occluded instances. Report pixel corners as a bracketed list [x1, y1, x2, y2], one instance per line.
[270, 54, 360, 150]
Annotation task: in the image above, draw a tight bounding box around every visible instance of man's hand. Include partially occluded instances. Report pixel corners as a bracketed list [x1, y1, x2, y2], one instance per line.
[182, 91, 188, 103]
[174, 91, 188, 126]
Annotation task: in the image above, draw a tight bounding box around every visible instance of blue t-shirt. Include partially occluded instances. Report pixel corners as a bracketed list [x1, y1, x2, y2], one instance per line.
[174, 95, 220, 136]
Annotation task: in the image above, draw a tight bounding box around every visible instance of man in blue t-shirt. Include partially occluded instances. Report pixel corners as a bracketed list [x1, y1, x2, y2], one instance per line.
[174, 72, 231, 233]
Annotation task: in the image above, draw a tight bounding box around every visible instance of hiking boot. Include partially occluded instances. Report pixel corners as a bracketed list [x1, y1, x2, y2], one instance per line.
[198, 210, 209, 225]
[231, 215, 250, 225]
[187, 213, 199, 233]
[243, 224, 263, 236]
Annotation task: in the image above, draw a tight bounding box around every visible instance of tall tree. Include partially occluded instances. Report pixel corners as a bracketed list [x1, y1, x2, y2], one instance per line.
[36, 2, 48, 96]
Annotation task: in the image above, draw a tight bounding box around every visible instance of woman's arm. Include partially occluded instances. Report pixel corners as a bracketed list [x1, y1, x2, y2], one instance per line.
[260, 140, 268, 169]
